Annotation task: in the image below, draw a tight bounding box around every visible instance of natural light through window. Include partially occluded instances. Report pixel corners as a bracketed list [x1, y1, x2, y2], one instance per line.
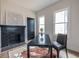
[39, 16, 45, 33]
[55, 9, 68, 34]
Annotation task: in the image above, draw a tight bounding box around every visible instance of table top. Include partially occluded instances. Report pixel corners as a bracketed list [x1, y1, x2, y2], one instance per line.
[27, 34, 52, 47]
[28, 39, 51, 47]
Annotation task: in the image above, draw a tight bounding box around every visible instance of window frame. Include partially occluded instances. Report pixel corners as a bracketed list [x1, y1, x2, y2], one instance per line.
[53, 8, 69, 35]
[38, 16, 45, 33]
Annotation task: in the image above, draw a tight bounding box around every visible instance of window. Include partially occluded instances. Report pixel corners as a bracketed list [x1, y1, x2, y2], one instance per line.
[54, 9, 68, 34]
[39, 16, 45, 33]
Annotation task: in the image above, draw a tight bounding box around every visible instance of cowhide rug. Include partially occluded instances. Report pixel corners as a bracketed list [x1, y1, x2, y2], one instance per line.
[20, 47, 57, 58]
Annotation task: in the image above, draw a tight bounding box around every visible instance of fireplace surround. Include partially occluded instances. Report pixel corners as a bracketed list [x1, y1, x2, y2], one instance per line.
[0, 25, 25, 52]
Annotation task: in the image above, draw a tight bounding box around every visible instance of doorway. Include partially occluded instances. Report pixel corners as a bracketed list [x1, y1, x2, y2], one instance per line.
[27, 17, 35, 40]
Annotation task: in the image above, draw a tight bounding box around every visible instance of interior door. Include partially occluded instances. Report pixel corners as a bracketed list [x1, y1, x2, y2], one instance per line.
[27, 17, 35, 40]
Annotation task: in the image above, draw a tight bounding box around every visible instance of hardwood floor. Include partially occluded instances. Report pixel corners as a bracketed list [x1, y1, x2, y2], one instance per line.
[68, 49, 79, 57]
[0, 49, 79, 58]
[59, 50, 79, 58]
[0, 44, 79, 58]
[0, 51, 9, 58]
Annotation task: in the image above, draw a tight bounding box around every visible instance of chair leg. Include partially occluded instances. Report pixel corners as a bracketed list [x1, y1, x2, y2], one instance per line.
[57, 49, 59, 58]
[65, 48, 68, 58]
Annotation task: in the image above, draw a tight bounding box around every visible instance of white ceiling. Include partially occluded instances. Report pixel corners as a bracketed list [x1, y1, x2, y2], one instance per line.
[11, 0, 59, 11]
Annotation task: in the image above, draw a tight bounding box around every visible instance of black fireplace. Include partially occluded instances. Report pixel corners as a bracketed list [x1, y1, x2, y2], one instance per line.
[0, 25, 25, 51]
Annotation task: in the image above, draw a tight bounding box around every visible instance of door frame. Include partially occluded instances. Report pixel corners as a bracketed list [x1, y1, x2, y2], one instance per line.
[26, 17, 36, 40]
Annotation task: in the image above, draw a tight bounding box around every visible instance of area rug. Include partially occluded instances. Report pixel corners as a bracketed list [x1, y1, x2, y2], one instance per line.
[20, 47, 57, 58]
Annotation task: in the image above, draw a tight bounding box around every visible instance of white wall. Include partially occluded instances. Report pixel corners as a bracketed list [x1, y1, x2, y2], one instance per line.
[0, 0, 1, 24]
[36, 0, 79, 52]
[0, 0, 35, 25]
[0, 0, 36, 43]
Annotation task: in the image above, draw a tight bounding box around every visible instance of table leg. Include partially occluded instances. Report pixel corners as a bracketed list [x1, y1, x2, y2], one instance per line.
[57, 50, 59, 58]
[50, 46, 52, 58]
[27, 45, 30, 58]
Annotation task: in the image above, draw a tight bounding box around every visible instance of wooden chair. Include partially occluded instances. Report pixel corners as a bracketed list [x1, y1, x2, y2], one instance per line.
[52, 34, 68, 58]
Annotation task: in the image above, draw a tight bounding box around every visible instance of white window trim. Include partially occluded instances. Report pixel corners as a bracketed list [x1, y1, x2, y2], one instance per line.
[53, 8, 70, 35]
[38, 16, 45, 33]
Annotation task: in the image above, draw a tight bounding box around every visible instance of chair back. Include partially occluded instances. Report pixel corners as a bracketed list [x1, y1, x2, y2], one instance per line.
[57, 34, 67, 47]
